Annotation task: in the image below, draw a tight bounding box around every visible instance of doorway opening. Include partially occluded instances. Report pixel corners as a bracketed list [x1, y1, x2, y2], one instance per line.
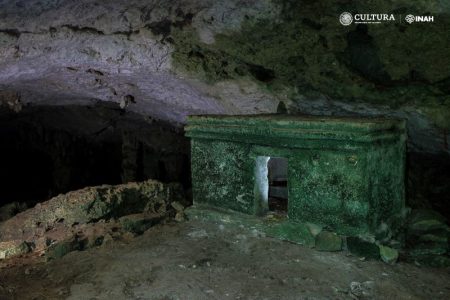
[255, 156, 288, 215]
[268, 157, 288, 213]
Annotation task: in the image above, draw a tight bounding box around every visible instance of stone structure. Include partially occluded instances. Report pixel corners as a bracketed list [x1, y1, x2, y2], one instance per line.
[186, 114, 406, 235]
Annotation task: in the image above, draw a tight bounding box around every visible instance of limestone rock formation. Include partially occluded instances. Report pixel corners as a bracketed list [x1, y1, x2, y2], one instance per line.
[0, 180, 185, 259]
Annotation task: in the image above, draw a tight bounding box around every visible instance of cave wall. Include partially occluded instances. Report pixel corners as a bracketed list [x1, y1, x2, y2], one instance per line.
[0, 0, 448, 217]
[0, 105, 190, 207]
[0, 117, 122, 204]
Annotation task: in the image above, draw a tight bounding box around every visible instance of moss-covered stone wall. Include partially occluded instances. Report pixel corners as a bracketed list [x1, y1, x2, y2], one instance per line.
[191, 139, 255, 214]
[187, 114, 406, 235]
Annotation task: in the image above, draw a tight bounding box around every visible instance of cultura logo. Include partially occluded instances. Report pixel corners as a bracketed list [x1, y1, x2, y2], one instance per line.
[339, 12, 353, 26]
[405, 14, 415, 23]
[339, 12, 396, 25]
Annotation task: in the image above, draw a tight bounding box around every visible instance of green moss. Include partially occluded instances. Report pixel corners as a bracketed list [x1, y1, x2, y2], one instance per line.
[170, 0, 450, 128]
[185, 205, 315, 247]
[267, 221, 315, 246]
[379, 245, 399, 264]
[315, 231, 343, 251]
[171, 28, 243, 83]
[186, 114, 406, 235]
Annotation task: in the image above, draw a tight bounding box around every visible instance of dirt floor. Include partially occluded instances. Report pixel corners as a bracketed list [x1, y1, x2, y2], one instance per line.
[0, 219, 449, 300]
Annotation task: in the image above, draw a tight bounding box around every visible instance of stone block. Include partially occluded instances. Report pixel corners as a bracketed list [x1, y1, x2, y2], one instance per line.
[315, 231, 342, 252]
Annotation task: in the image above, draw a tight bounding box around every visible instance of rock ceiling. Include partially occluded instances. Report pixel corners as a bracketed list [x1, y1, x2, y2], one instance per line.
[0, 0, 449, 154]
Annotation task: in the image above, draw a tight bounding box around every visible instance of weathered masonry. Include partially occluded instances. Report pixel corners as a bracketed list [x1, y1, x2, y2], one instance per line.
[186, 115, 406, 236]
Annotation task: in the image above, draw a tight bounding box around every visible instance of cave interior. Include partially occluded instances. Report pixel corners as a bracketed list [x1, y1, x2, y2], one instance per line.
[0, 0, 449, 299]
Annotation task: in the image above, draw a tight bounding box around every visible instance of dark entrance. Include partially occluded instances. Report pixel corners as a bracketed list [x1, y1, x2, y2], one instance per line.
[267, 157, 288, 213]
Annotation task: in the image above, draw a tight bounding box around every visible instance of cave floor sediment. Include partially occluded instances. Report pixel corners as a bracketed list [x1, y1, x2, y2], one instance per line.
[0, 219, 449, 300]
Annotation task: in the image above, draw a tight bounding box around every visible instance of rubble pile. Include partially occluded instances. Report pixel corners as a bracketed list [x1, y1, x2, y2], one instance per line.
[0, 180, 187, 260]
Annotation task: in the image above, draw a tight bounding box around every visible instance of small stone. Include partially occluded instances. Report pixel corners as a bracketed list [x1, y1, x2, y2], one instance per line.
[268, 222, 315, 247]
[119, 97, 127, 109]
[379, 245, 399, 264]
[408, 209, 448, 234]
[375, 222, 392, 242]
[46, 239, 75, 260]
[347, 237, 380, 259]
[417, 230, 449, 244]
[305, 222, 323, 237]
[0, 240, 30, 259]
[121, 232, 135, 242]
[387, 239, 402, 249]
[236, 234, 247, 240]
[171, 201, 185, 212]
[315, 231, 342, 252]
[102, 233, 114, 245]
[33, 237, 48, 253]
[350, 281, 375, 298]
[409, 243, 448, 257]
[187, 229, 208, 238]
[412, 255, 450, 268]
[119, 213, 160, 234]
[175, 211, 186, 222]
[250, 229, 265, 238]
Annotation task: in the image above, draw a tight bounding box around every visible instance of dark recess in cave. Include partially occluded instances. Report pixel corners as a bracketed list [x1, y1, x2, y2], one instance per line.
[0, 144, 54, 205]
[247, 63, 276, 83]
[345, 24, 391, 85]
[407, 152, 450, 218]
[0, 104, 191, 209]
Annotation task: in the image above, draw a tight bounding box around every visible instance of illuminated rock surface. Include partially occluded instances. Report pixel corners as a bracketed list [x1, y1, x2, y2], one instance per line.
[0, 180, 185, 259]
[1, 0, 449, 215]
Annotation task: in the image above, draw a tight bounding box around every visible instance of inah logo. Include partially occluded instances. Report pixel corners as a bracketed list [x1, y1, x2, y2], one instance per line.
[405, 14, 415, 23]
[340, 12, 353, 26]
[405, 14, 434, 23]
